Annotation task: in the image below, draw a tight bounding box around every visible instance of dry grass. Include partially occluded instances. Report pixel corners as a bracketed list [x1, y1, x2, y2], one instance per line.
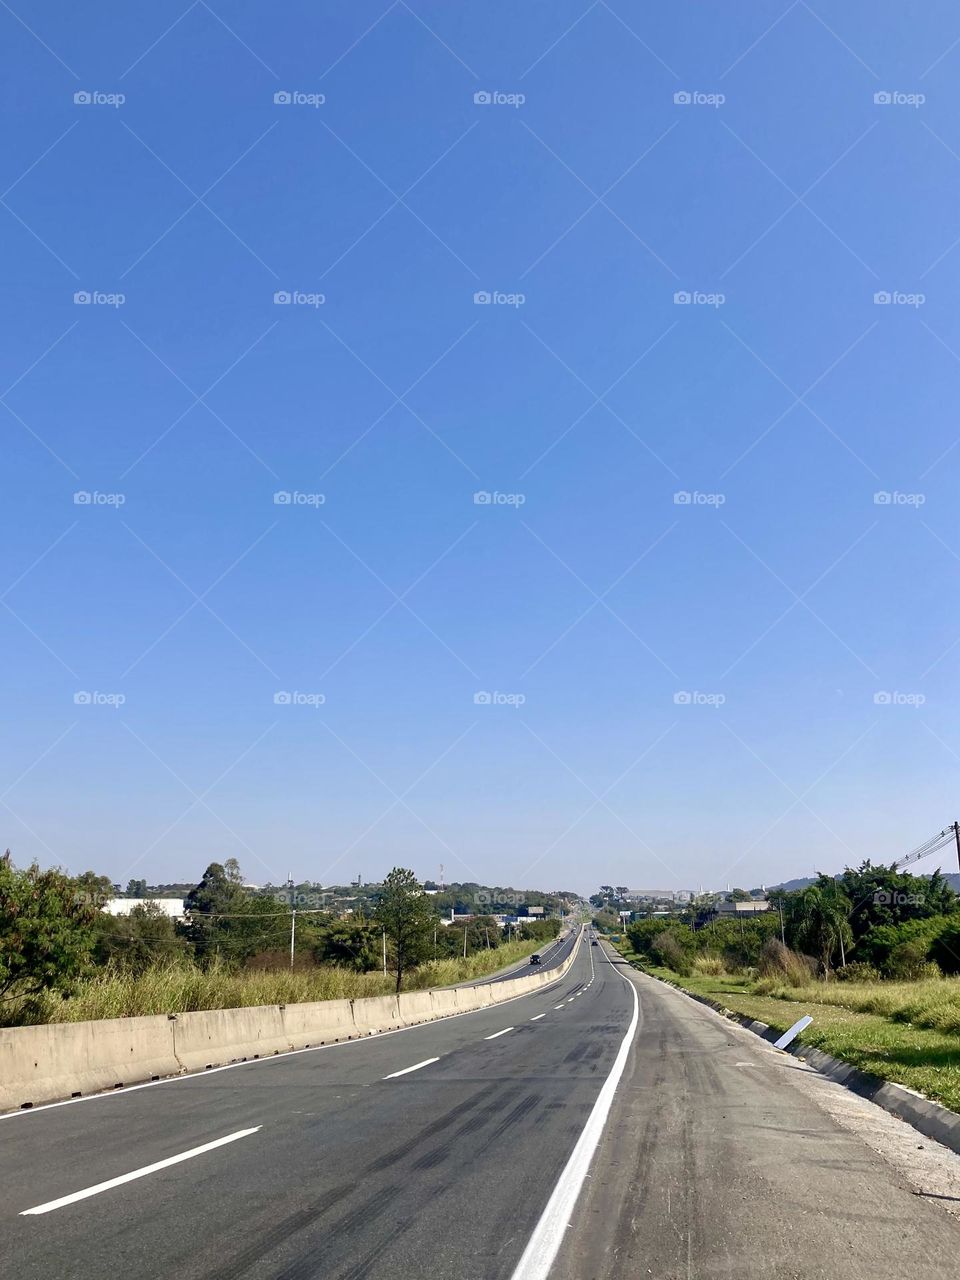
[1, 938, 546, 1026]
[754, 974, 960, 1036]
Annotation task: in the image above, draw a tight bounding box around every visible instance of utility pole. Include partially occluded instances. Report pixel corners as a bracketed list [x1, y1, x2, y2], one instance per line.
[463, 927, 468, 959]
[382, 928, 387, 977]
[290, 909, 296, 969]
[954, 821, 960, 873]
[777, 897, 786, 945]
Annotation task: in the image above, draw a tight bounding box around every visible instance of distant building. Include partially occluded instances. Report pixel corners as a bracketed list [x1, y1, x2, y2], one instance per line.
[622, 889, 694, 904]
[713, 900, 770, 916]
[102, 898, 185, 919]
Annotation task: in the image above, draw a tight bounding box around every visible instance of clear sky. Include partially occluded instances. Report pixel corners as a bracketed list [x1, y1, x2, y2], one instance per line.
[3, 1, 960, 895]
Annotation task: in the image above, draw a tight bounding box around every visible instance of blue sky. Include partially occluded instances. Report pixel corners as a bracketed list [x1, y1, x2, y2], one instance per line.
[3, 1, 960, 895]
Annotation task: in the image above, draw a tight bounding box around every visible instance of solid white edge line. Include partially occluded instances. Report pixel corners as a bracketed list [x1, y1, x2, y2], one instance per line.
[508, 949, 640, 1280]
[20, 1126, 261, 1215]
[1, 930, 588, 1123]
[484, 1027, 514, 1040]
[383, 1056, 441, 1079]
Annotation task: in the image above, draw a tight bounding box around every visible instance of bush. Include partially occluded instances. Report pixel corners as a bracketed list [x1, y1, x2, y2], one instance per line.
[858, 914, 954, 971]
[930, 922, 960, 975]
[886, 940, 939, 981]
[757, 938, 815, 987]
[835, 961, 881, 983]
[691, 954, 726, 976]
[651, 930, 692, 975]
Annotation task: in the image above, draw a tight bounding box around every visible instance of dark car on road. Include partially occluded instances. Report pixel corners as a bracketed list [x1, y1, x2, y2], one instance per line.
[591, 940, 598, 946]
[529, 953, 541, 965]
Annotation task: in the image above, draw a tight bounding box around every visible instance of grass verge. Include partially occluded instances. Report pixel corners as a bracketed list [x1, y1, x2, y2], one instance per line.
[611, 944, 960, 1114]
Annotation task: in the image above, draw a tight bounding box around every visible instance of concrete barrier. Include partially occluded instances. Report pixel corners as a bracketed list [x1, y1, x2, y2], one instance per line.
[350, 994, 404, 1036]
[173, 1005, 290, 1072]
[0, 927, 585, 1111]
[281, 998, 355, 1048]
[397, 991, 439, 1026]
[0, 1015, 179, 1112]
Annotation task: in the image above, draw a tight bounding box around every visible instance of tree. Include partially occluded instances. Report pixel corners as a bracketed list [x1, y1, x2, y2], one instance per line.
[0, 858, 98, 1001]
[126, 878, 148, 898]
[182, 862, 244, 964]
[373, 867, 436, 992]
[792, 883, 852, 974]
[94, 902, 188, 973]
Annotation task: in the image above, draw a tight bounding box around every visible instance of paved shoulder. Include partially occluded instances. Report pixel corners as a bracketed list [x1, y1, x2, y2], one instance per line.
[556, 949, 960, 1280]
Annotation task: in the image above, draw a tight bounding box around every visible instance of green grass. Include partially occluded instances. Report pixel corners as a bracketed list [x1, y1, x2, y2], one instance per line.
[611, 944, 960, 1114]
[1, 938, 546, 1027]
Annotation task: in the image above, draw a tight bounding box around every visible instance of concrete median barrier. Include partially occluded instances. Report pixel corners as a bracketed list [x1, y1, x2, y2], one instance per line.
[281, 998, 356, 1048]
[350, 994, 404, 1036]
[397, 991, 439, 1026]
[0, 1015, 180, 1112]
[173, 1005, 290, 1072]
[0, 928, 586, 1111]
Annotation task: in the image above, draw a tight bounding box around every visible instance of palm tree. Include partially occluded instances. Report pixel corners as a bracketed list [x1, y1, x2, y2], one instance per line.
[794, 885, 852, 975]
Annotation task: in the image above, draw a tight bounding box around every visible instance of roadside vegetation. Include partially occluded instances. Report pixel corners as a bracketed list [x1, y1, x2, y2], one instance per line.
[0, 852, 564, 1027]
[596, 862, 960, 1112]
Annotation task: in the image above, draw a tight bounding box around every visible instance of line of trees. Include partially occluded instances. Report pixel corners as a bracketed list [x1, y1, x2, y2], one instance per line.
[0, 853, 563, 1010]
[602, 862, 960, 982]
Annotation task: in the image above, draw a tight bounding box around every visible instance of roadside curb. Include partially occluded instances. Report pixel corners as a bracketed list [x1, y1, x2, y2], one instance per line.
[622, 957, 960, 1159]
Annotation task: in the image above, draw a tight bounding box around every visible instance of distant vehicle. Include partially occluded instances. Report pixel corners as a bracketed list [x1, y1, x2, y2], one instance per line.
[529, 953, 541, 965]
[591, 940, 598, 946]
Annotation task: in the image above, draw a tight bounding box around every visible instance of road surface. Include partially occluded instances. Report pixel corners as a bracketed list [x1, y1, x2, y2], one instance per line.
[468, 927, 577, 985]
[2, 933, 959, 1278]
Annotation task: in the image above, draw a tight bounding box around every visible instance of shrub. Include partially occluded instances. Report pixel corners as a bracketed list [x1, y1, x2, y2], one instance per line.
[691, 954, 726, 976]
[886, 940, 939, 981]
[930, 922, 960, 975]
[652, 930, 692, 975]
[835, 961, 880, 983]
[757, 937, 814, 987]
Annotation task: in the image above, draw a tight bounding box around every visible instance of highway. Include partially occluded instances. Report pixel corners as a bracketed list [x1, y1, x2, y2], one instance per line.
[470, 927, 577, 985]
[2, 933, 959, 1278]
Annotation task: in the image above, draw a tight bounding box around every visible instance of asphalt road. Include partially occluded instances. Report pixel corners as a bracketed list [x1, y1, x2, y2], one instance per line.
[2, 933, 959, 1279]
[470, 927, 577, 985]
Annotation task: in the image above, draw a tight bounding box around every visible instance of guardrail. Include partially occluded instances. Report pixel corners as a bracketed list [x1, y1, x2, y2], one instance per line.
[0, 927, 583, 1112]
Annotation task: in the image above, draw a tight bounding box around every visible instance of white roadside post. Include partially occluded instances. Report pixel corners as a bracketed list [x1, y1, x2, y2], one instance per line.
[774, 1015, 812, 1050]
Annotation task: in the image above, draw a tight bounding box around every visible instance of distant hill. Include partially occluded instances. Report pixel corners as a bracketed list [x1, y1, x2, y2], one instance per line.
[757, 878, 815, 893]
[761, 872, 960, 895]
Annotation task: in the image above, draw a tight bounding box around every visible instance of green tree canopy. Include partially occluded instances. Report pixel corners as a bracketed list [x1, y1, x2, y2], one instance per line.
[373, 867, 437, 992]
